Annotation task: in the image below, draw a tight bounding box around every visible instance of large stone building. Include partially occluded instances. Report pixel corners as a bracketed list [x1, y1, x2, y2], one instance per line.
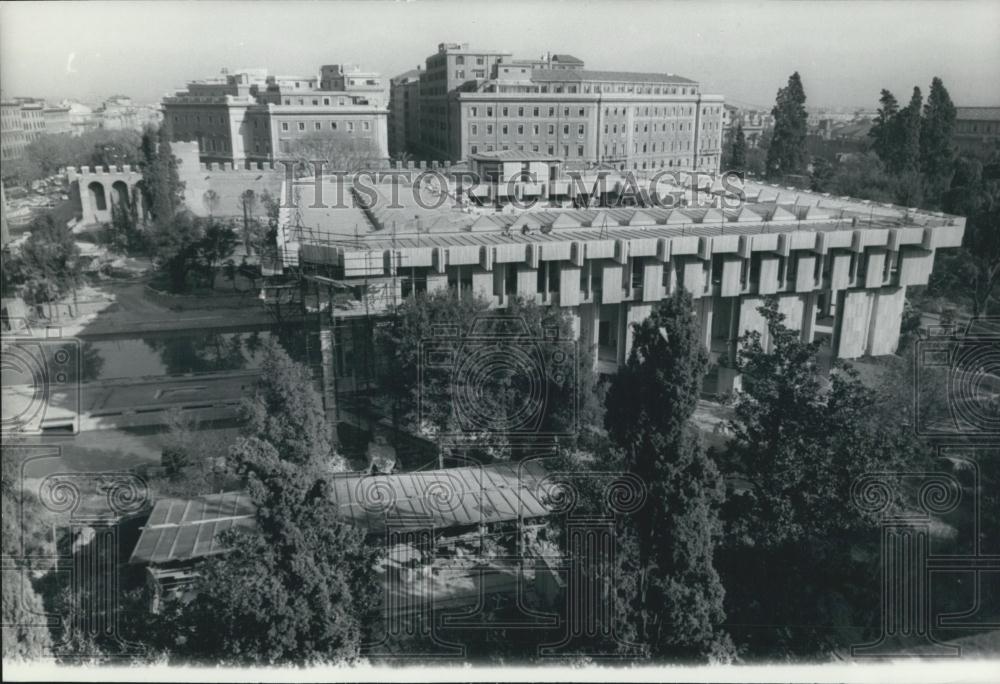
[162, 65, 389, 166]
[1, 98, 46, 162]
[395, 43, 724, 172]
[272, 158, 963, 396]
[722, 104, 772, 150]
[389, 68, 421, 158]
[952, 106, 1000, 159]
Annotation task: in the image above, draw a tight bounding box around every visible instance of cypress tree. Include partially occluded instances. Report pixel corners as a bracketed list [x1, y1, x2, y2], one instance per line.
[869, 89, 899, 167]
[920, 77, 957, 194]
[896, 87, 923, 174]
[765, 72, 809, 180]
[605, 290, 733, 661]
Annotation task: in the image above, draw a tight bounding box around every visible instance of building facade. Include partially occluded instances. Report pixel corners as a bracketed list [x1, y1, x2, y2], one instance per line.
[953, 106, 1000, 159]
[404, 43, 724, 172]
[274, 163, 963, 396]
[1, 98, 47, 162]
[389, 68, 421, 158]
[722, 104, 772, 150]
[163, 65, 389, 165]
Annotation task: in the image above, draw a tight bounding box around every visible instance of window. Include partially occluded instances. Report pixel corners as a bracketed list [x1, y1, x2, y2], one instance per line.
[298, 122, 305, 131]
[563, 107, 570, 117]
[471, 145, 478, 154]
[471, 124, 478, 135]
[577, 145, 584, 156]
[312, 99, 319, 105]
[487, 106, 493, 116]
[363, 121, 370, 131]
[487, 124, 494, 134]
[456, 70, 465, 79]
[314, 122, 321, 130]
[476, 57, 484, 65]
[281, 122, 289, 131]
[348, 122, 355, 132]
[548, 124, 555, 135]
[331, 122, 338, 130]
[456, 56, 465, 65]
[563, 125, 569, 135]
[502, 124, 509, 135]
[549, 107, 555, 116]
[533, 124, 539, 135]
[578, 108, 585, 117]
[517, 125, 524, 135]
[471, 106, 478, 117]
[323, 97, 330, 105]
[533, 107, 539, 117]
[547, 145, 555, 155]
[502, 107, 509, 116]
[518, 107, 524, 117]
[578, 124, 585, 136]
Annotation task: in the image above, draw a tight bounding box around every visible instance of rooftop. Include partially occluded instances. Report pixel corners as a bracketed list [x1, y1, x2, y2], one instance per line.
[955, 106, 1000, 121]
[528, 68, 697, 85]
[130, 461, 554, 565]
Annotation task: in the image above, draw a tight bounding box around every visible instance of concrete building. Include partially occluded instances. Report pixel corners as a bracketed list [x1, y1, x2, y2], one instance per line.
[163, 65, 389, 166]
[953, 106, 1000, 159]
[272, 160, 964, 394]
[389, 68, 421, 158]
[406, 43, 724, 172]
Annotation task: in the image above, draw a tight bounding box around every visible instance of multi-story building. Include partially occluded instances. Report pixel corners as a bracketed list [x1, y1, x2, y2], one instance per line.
[1, 100, 27, 162]
[273, 159, 963, 395]
[42, 105, 73, 135]
[416, 43, 513, 159]
[722, 104, 772, 149]
[163, 65, 389, 166]
[1, 98, 46, 162]
[952, 106, 1000, 159]
[94, 96, 162, 131]
[409, 43, 724, 172]
[388, 68, 421, 158]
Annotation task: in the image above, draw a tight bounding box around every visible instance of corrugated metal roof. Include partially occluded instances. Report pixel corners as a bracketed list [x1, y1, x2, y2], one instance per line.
[130, 462, 553, 565]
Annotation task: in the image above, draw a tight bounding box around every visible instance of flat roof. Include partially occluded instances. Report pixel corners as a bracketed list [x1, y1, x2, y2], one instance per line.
[529, 68, 697, 85]
[130, 461, 553, 565]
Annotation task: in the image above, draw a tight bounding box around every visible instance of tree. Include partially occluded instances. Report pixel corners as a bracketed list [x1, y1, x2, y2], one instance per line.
[150, 210, 204, 292]
[202, 189, 220, 217]
[716, 299, 930, 657]
[920, 77, 957, 200]
[139, 125, 184, 224]
[238, 190, 258, 253]
[171, 437, 380, 666]
[604, 290, 732, 660]
[376, 289, 602, 457]
[2, 443, 55, 660]
[238, 339, 345, 473]
[869, 89, 899, 166]
[895, 87, 924, 175]
[286, 131, 383, 174]
[197, 219, 238, 287]
[725, 122, 747, 173]
[765, 72, 809, 179]
[7, 213, 82, 318]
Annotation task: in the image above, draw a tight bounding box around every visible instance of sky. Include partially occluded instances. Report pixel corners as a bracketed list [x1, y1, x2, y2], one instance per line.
[1, 0, 998, 110]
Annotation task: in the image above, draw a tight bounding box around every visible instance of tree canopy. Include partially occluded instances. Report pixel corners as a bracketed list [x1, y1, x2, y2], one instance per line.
[765, 72, 808, 180]
[604, 290, 733, 661]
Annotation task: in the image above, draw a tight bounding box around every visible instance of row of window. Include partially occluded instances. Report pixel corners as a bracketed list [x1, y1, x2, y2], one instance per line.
[468, 105, 589, 118]
[470, 122, 587, 137]
[282, 96, 351, 106]
[495, 83, 699, 96]
[279, 120, 372, 132]
[469, 143, 587, 157]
